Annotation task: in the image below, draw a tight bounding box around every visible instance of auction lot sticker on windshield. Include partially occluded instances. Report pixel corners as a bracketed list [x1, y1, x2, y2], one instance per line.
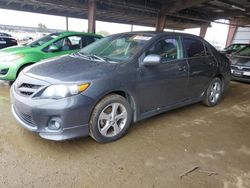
[133, 36, 152, 41]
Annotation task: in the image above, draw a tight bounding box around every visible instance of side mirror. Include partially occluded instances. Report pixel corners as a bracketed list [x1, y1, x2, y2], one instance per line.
[48, 45, 59, 52]
[142, 54, 161, 66]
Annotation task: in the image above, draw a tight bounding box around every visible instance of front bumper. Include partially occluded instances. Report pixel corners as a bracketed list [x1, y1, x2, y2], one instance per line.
[231, 69, 250, 83]
[11, 85, 95, 141]
[0, 62, 18, 81]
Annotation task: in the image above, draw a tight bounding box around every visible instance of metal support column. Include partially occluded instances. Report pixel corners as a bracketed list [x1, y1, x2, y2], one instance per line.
[155, 13, 166, 31]
[199, 24, 208, 38]
[66, 17, 69, 31]
[226, 21, 237, 47]
[88, 0, 96, 33]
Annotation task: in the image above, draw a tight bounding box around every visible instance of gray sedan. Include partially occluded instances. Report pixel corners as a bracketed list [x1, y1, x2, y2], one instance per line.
[230, 44, 250, 82]
[11, 32, 231, 143]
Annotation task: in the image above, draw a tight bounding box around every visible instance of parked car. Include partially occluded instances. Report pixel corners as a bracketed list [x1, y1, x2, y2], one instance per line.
[221, 43, 248, 56]
[230, 44, 250, 82]
[11, 32, 231, 143]
[0, 32, 12, 37]
[0, 35, 17, 50]
[22, 36, 34, 43]
[0, 31, 102, 83]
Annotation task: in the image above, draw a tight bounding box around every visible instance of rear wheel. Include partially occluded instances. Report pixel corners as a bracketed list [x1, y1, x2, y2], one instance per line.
[202, 77, 222, 107]
[89, 94, 132, 143]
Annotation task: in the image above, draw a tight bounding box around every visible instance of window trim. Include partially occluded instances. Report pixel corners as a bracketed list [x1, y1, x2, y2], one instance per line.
[204, 42, 214, 57]
[42, 34, 86, 53]
[143, 35, 184, 64]
[182, 37, 206, 59]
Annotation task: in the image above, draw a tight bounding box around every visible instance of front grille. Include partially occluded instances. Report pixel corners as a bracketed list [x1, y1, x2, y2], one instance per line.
[14, 107, 37, 128]
[231, 65, 250, 71]
[16, 82, 42, 97]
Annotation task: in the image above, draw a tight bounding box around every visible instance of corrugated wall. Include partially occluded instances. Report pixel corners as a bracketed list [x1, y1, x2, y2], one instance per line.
[232, 27, 250, 44]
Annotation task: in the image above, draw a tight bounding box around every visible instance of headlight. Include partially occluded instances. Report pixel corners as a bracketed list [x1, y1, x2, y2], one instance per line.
[0, 54, 24, 62]
[41, 83, 90, 99]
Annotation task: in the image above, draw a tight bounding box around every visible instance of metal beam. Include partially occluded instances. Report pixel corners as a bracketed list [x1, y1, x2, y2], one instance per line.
[162, 0, 211, 13]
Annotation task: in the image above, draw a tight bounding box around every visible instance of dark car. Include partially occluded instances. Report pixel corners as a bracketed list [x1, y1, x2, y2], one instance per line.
[11, 32, 231, 143]
[230, 44, 250, 82]
[0, 35, 17, 49]
[0, 32, 12, 37]
[221, 43, 248, 56]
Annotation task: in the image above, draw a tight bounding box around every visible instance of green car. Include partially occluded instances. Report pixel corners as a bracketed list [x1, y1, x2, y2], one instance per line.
[0, 31, 102, 82]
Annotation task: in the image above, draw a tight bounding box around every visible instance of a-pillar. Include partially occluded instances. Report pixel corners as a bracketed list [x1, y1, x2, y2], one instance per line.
[199, 24, 209, 38]
[88, 0, 96, 33]
[155, 13, 166, 31]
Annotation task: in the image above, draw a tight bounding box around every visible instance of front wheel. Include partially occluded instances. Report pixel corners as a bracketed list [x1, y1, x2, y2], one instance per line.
[89, 94, 132, 143]
[202, 77, 223, 107]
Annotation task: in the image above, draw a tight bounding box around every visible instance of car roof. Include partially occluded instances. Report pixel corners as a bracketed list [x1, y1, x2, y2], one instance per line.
[51, 31, 103, 38]
[113, 31, 204, 39]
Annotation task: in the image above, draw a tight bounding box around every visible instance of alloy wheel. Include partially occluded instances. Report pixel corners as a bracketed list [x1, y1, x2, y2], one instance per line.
[209, 81, 221, 104]
[98, 102, 128, 137]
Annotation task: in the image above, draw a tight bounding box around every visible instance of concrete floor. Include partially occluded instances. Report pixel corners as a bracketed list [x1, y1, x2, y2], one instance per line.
[0, 81, 250, 188]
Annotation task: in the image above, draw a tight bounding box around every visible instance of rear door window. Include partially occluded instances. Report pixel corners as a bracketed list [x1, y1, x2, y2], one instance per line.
[183, 38, 206, 58]
[68, 36, 82, 50]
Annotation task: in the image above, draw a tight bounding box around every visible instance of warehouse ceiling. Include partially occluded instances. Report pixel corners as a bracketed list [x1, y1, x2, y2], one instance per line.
[0, 0, 249, 29]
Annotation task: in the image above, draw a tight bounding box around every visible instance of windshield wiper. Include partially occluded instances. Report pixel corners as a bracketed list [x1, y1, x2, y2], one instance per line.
[75, 52, 91, 59]
[76, 52, 109, 62]
[88, 54, 108, 62]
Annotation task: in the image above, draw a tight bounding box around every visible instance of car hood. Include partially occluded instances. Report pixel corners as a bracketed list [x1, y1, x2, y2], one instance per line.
[0, 45, 36, 55]
[230, 55, 250, 66]
[24, 55, 118, 84]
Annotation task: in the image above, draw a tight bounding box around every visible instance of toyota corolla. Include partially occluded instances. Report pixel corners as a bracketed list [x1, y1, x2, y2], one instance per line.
[11, 32, 231, 143]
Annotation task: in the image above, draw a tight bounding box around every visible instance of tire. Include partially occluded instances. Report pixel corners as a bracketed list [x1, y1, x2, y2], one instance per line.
[8, 81, 14, 86]
[89, 94, 132, 143]
[202, 77, 223, 107]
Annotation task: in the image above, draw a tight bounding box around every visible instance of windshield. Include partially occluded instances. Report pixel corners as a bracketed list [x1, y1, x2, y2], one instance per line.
[79, 34, 153, 63]
[28, 33, 60, 47]
[235, 45, 250, 57]
[226, 44, 247, 51]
